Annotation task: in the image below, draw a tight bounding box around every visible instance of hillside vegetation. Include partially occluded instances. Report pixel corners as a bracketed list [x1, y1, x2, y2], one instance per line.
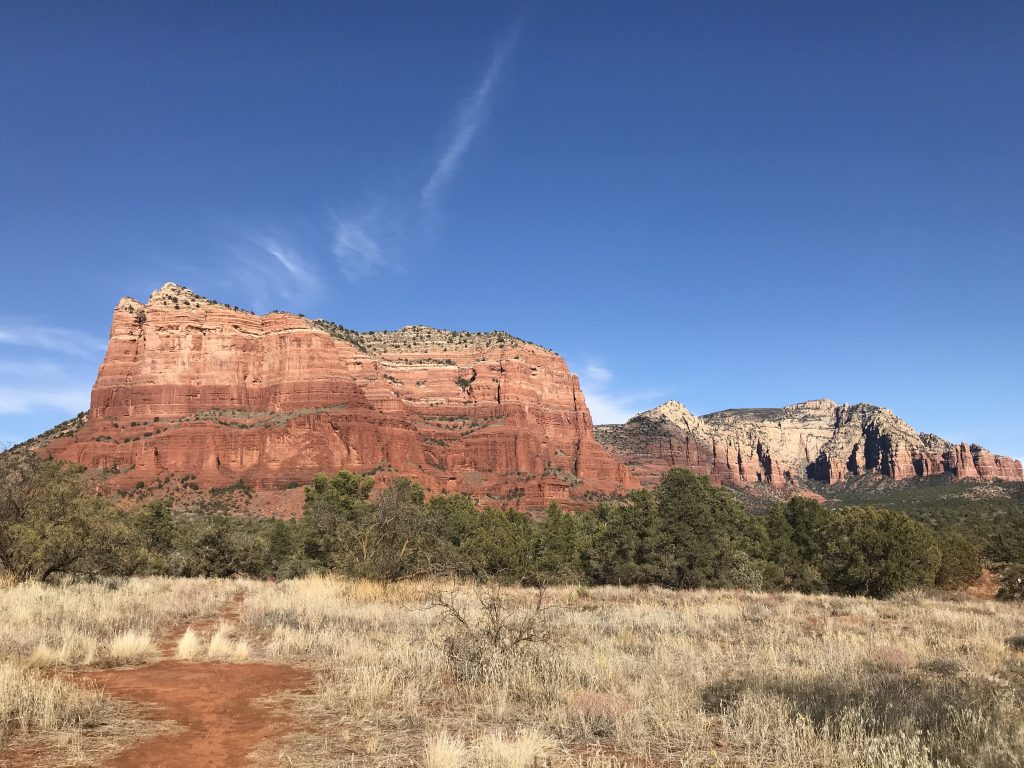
[4, 456, 1024, 599]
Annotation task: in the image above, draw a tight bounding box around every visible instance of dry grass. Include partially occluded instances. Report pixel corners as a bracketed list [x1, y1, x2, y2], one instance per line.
[0, 577, 242, 758]
[475, 729, 553, 767]
[3, 575, 1024, 767]
[107, 630, 158, 665]
[175, 627, 201, 660]
[0, 662, 109, 735]
[238, 577, 1024, 767]
[207, 622, 252, 661]
[0, 661, 157, 768]
[0, 577, 243, 667]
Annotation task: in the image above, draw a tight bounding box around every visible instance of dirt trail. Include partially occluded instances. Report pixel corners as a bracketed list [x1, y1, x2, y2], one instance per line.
[1, 593, 310, 767]
[79, 659, 309, 767]
[79, 593, 309, 768]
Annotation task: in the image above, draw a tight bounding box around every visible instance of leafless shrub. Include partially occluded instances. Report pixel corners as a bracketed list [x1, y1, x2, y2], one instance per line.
[429, 581, 561, 681]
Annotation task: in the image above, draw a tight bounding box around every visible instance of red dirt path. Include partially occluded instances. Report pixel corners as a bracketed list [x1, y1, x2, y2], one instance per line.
[79, 658, 309, 767]
[3, 595, 310, 768]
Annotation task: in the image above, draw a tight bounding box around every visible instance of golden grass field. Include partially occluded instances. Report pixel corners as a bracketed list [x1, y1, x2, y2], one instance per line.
[2, 576, 1024, 767]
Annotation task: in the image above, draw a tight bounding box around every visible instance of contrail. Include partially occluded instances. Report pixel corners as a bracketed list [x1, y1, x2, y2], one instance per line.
[421, 23, 523, 207]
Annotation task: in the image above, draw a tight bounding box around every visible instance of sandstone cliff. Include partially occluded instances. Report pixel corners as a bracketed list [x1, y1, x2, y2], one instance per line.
[595, 399, 1023, 490]
[41, 283, 636, 511]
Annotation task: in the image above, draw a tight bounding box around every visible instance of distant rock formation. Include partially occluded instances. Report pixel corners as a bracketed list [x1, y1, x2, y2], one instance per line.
[595, 399, 1023, 490]
[39, 283, 636, 511]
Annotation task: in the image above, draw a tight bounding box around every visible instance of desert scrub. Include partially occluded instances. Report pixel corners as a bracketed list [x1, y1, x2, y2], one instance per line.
[0, 577, 245, 667]
[431, 582, 561, 683]
[0, 662, 110, 744]
[233, 576, 1024, 767]
[3, 575, 1024, 766]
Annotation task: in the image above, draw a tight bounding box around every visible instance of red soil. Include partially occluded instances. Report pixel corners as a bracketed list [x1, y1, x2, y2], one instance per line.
[2, 596, 309, 768]
[79, 659, 309, 767]
[966, 567, 1001, 600]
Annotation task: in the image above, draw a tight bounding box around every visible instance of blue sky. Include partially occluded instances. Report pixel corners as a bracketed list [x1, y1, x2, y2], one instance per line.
[1, 1, 1022, 461]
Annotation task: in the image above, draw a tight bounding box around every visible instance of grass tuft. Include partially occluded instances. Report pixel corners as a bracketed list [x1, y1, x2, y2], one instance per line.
[207, 622, 251, 661]
[107, 630, 157, 664]
[175, 627, 201, 660]
[424, 730, 468, 768]
[475, 729, 553, 768]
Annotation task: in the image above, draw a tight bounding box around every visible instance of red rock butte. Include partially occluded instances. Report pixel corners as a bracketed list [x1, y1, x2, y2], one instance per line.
[42, 283, 637, 512]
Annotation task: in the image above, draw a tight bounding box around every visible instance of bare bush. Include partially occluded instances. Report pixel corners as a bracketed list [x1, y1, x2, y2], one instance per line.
[430, 581, 560, 681]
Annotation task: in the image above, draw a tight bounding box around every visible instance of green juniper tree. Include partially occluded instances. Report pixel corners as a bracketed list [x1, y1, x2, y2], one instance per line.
[934, 531, 982, 590]
[821, 506, 941, 598]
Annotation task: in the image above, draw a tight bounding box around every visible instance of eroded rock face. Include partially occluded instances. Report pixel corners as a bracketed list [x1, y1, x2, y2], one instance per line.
[596, 398, 1023, 490]
[43, 284, 636, 511]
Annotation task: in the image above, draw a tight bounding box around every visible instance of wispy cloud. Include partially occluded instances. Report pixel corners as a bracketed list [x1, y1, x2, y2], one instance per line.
[584, 363, 612, 384]
[0, 358, 94, 420]
[0, 360, 65, 378]
[0, 322, 102, 435]
[258, 236, 316, 291]
[0, 386, 90, 415]
[576, 359, 662, 425]
[327, 22, 522, 282]
[0, 323, 106, 358]
[421, 23, 522, 208]
[238, 20, 522, 286]
[228, 234, 320, 310]
[331, 214, 388, 280]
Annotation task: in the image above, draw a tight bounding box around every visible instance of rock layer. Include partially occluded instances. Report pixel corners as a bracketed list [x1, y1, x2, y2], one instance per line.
[43, 283, 636, 510]
[596, 399, 1023, 490]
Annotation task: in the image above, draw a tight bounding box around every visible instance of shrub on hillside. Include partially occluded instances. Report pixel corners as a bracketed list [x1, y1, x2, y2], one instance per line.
[0, 455, 995, 602]
[988, 509, 1024, 566]
[821, 506, 941, 598]
[302, 472, 450, 580]
[532, 502, 583, 582]
[0, 457, 141, 582]
[996, 564, 1024, 601]
[934, 532, 982, 589]
[654, 469, 772, 589]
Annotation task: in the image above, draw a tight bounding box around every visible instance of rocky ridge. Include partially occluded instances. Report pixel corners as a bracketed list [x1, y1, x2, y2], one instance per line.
[595, 398, 1023, 490]
[40, 283, 635, 512]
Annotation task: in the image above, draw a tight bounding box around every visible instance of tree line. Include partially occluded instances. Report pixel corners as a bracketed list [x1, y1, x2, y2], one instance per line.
[3, 457, 1022, 599]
